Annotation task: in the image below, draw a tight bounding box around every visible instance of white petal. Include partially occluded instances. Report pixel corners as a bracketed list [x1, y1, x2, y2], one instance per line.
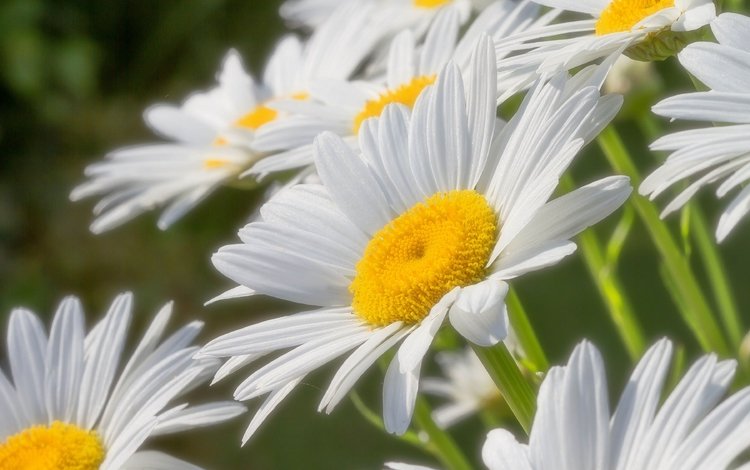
[482, 429, 533, 470]
[383, 351, 422, 435]
[448, 280, 509, 347]
[397, 288, 459, 373]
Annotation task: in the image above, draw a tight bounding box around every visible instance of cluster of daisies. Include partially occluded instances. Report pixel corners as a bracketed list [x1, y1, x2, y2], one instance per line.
[5, 0, 750, 468]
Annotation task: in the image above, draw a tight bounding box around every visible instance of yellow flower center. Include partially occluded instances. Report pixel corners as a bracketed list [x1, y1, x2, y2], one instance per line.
[0, 422, 105, 470]
[351, 190, 497, 326]
[353, 75, 435, 134]
[203, 157, 234, 170]
[235, 105, 278, 131]
[234, 92, 310, 131]
[596, 0, 674, 35]
[413, 0, 451, 8]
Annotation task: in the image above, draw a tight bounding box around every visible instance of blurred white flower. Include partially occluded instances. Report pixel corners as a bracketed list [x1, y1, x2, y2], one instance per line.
[0, 293, 245, 469]
[641, 13, 750, 242]
[71, 1, 385, 233]
[482, 338, 750, 470]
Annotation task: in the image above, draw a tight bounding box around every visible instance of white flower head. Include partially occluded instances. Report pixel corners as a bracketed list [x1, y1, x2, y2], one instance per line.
[422, 348, 501, 428]
[482, 338, 750, 470]
[249, 0, 554, 178]
[202, 36, 630, 443]
[495, 0, 716, 101]
[71, 0, 385, 233]
[641, 13, 750, 242]
[0, 292, 245, 469]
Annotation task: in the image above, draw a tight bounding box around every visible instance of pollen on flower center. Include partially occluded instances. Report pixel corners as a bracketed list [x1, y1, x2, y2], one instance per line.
[413, 0, 451, 8]
[234, 92, 310, 131]
[595, 0, 674, 35]
[353, 75, 435, 134]
[235, 104, 278, 130]
[351, 190, 498, 326]
[0, 421, 105, 470]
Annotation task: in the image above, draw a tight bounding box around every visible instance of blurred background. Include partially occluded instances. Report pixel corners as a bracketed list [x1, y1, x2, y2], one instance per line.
[1, 0, 750, 468]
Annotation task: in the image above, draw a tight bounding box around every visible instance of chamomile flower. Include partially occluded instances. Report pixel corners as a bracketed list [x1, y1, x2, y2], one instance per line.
[641, 13, 750, 242]
[494, 0, 716, 102]
[71, 1, 384, 233]
[201, 37, 630, 442]
[482, 338, 750, 470]
[249, 0, 554, 177]
[422, 348, 501, 428]
[0, 292, 245, 469]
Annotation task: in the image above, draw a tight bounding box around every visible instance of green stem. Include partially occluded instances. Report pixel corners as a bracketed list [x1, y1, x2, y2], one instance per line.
[507, 289, 549, 372]
[562, 175, 646, 360]
[413, 397, 473, 470]
[471, 342, 536, 434]
[689, 203, 744, 348]
[641, 108, 744, 352]
[349, 392, 424, 449]
[598, 126, 730, 356]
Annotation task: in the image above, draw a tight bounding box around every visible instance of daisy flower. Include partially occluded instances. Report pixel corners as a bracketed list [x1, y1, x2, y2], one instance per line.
[422, 348, 502, 428]
[71, 1, 385, 233]
[0, 292, 245, 469]
[493, 0, 716, 102]
[640, 13, 750, 242]
[201, 37, 631, 442]
[249, 0, 555, 177]
[482, 338, 750, 470]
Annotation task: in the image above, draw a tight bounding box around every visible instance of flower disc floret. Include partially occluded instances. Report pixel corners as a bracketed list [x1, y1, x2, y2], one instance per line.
[0, 421, 105, 470]
[351, 190, 498, 326]
[353, 75, 436, 134]
[413, 0, 451, 8]
[596, 0, 675, 35]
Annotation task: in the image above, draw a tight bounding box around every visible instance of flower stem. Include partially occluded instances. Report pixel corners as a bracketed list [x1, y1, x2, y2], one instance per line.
[640, 110, 744, 352]
[507, 288, 549, 372]
[562, 175, 646, 360]
[413, 397, 473, 470]
[598, 126, 730, 356]
[471, 342, 536, 434]
[688, 203, 744, 348]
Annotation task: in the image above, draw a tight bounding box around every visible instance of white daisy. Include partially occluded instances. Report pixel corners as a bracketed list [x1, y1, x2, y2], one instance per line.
[422, 348, 502, 428]
[493, 0, 716, 102]
[201, 37, 630, 442]
[248, 0, 555, 177]
[0, 292, 245, 469]
[482, 338, 750, 470]
[640, 13, 750, 242]
[70, 1, 385, 233]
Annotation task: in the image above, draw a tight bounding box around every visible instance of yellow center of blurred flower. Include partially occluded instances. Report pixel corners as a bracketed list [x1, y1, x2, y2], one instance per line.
[203, 158, 233, 170]
[234, 92, 310, 131]
[413, 0, 451, 8]
[351, 190, 497, 326]
[353, 75, 435, 134]
[596, 0, 674, 35]
[235, 105, 278, 130]
[0, 422, 105, 470]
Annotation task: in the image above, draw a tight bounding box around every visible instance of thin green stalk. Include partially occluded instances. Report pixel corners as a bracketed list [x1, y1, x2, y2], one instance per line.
[472, 342, 536, 434]
[641, 109, 744, 352]
[507, 288, 549, 372]
[689, 204, 744, 348]
[562, 176, 646, 360]
[598, 126, 730, 356]
[578, 221, 646, 360]
[349, 392, 424, 449]
[413, 397, 473, 470]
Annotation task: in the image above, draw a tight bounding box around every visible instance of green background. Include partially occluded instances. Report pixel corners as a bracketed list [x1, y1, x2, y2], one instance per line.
[1, 0, 749, 468]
